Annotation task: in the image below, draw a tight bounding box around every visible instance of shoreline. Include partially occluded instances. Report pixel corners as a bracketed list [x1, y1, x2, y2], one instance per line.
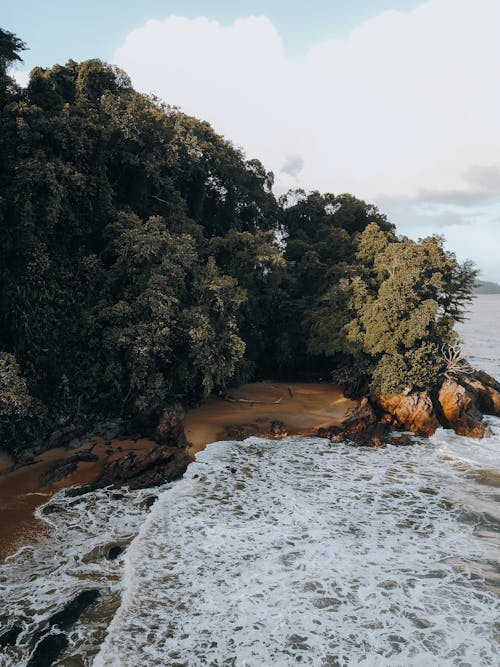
[0, 381, 357, 563]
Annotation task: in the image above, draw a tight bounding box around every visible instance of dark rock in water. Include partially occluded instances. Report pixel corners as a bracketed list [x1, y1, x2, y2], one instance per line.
[106, 545, 124, 560]
[318, 398, 390, 447]
[68, 446, 191, 494]
[40, 450, 98, 486]
[374, 391, 439, 437]
[438, 379, 490, 439]
[41, 503, 65, 516]
[27, 632, 69, 667]
[0, 623, 22, 647]
[143, 495, 158, 508]
[45, 589, 100, 631]
[156, 403, 189, 448]
[27, 590, 99, 666]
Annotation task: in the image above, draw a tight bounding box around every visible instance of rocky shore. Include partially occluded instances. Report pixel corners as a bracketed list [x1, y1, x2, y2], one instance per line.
[1, 372, 498, 563]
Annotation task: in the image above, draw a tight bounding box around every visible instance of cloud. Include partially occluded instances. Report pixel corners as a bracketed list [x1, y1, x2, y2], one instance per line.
[113, 1, 500, 205]
[112, 2, 500, 279]
[281, 154, 304, 177]
[10, 69, 30, 87]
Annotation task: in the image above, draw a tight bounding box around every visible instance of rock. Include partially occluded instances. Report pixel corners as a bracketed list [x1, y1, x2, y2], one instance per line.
[318, 398, 389, 447]
[224, 423, 257, 440]
[106, 545, 124, 560]
[27, 590, 100, 667]
[267, 420, 288, 439]
[68, 446, 191, 494]
[438, 379, 490, 439]
[143, 495, 158, 508]
[27, 633, 69, 667]
[374, 391, 439, 437]
[458, 371, 500, 416]
[0, 623, 22, 647]
[40, 450, 98, 486]
[43, 589, 100, 631]
[45, 425, 86, 450]
[41, 503, 65, 516]
[155, 403, 189, 448]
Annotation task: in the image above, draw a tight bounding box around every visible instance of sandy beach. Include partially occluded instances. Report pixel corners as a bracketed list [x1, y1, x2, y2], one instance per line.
[0, 382, 356, 562]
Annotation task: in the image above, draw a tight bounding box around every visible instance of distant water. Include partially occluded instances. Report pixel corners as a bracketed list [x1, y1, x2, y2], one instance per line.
[0, 295, 499, 667]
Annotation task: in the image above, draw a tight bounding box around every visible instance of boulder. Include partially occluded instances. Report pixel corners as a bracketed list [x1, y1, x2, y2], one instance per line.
[155, 404, 189, 448]
[374, 391, 439, 437]
[67, 445, 191, 494]
[438, 379, 490, 439]
[457, 370, 500, 416]
[27, 590, 100, 667]
[318, 398, 389, 447]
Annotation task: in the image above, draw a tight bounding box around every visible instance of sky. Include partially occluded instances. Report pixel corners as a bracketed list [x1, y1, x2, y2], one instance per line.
[4, 0, 500, 281]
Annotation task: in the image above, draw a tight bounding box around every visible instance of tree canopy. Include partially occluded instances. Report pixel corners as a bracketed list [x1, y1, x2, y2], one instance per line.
[0, 31, 477, 451]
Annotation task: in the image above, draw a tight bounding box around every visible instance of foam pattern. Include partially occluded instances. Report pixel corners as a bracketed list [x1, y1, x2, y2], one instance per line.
[95, 437, 500, 667]
[0, 485, 155, 667]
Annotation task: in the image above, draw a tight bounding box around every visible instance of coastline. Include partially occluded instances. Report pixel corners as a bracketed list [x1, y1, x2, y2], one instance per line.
[0, 381, 357, 563]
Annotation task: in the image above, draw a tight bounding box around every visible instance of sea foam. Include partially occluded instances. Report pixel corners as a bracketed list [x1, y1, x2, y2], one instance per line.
[94, 436, 500, 667]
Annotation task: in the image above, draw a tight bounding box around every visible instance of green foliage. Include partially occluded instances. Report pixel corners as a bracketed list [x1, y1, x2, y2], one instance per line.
[0, 352, 31, 419]
[0, 29, 478, 451]
[305, 225, 476, 394]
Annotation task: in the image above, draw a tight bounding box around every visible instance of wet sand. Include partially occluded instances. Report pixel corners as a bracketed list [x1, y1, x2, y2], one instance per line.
[0, 437, 158, 563]
[0, 382, 356, 562]
[185, 381, 357, 455]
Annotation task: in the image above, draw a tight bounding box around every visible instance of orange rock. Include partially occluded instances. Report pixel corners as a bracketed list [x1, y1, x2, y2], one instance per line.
[375, 391, 439, 437]
[438, 379, 490, 439]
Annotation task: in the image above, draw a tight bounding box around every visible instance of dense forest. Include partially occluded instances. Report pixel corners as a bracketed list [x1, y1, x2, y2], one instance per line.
[0, 29, 477, 451]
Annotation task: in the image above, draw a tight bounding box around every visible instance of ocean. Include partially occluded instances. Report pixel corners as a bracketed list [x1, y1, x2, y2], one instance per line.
[1, 295, 499, 666]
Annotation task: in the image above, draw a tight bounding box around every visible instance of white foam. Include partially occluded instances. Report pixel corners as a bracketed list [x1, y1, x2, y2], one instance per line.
[0, 485, 157, 667]
[95, 437, 500, 667]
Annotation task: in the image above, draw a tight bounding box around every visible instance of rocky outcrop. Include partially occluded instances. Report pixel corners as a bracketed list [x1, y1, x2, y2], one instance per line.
[40, 450, 98, 486]
[459, 370, 500, 416]
[317, 398, 391, 447]
[155, 404, 189, 448]
[68, 445, 191, 495]
[27, 590, 100, 667]
[374, 391, 439, 437]
[223, 418, 288, 441]
[437, 379, 490, 439]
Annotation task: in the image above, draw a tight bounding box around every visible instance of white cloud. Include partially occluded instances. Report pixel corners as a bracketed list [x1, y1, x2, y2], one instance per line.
[113, 1, 500, 202]
[10, 69, 30, 88]
[112, 2, 500, 278]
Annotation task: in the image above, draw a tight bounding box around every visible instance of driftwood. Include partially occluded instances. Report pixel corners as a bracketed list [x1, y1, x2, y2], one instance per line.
[224, 396, 284, 405]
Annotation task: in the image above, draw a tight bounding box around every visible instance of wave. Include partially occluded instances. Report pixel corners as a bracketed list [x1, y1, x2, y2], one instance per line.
[94, 436, 500, 666]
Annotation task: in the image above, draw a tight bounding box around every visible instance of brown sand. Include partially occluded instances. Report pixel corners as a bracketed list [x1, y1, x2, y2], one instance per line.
[0, 382, 356, 563]
[0, 437, 157, 563]
[185, 381, 357, 456]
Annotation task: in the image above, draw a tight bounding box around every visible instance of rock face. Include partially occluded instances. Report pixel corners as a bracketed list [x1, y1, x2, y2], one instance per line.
[374, 391, 439, 437]
[155, 404, 189, 448]
[317, 398, 391, 447]
[437, 379, 490, 439]
[460, 370, 500, 416]
[70, 445, 191, 494]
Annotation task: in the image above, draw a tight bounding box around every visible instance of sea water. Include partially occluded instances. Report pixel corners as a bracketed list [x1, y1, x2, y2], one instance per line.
[0, 295, 499, 666]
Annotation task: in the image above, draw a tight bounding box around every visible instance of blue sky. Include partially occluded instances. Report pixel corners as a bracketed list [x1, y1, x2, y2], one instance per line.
[4, 1, 422, 69]
[4, 1, 500, 282]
